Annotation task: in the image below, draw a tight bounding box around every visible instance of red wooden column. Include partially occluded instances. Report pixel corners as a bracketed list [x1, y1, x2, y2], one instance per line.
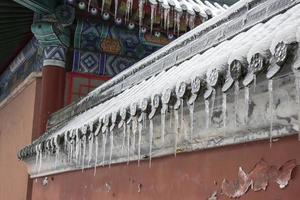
[38, 46, 67, 135]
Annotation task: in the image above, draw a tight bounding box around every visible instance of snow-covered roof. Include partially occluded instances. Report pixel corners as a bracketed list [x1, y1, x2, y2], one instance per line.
[148, 0, 226, 16]
[19, 0, 300, 168]
[46, 3, 300, 137]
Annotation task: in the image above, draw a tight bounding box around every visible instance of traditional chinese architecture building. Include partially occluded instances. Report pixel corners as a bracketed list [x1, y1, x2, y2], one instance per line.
[1, 0, 300, 199]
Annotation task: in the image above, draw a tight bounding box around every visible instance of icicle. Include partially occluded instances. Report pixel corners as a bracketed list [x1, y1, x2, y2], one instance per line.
[205, 99, 210, 129]
[101, 0, 105, 14]
[38, 151, 43, 174]
[81, 137, 86, 172]
[69, 142, 73, 163]
[35, 146, 39, 172]
[180, 99, 186, 139]
[75, 131, 80, 166]
[138, 121, 142, 167]
[122, 123, 126, 151]
[167, 8, 170, 32]
[234, 81, 240, 127]
[88, 0, 91, 11]
[211, 89, 216, 126]
[127, 124, 131, 165]
[295, 75, 300, 141]
[160, 7, 163, 27]
[149, 118, 154, 168]
[295, 75, 300, 104]
[64, 134, 68, 160]
[114, 0, 118, 19]
[88, 136, 94, 166]
[102, 132, 108, 166]
[161, 107, 166, 144]
[109, 131, 114, 168]
[173, 12, 177, 34]
[268, 80, 273, 148]
[138, 0, 144, 32]
[185, 13, 189, 32]
[222, 93, 227, 128]
[245, 86, 250, 125]
[132, 117, 137, 154]
[169, 108, 173, 128]
[253, 75, 257, 93]
[125, 0, 133, 23]
[150, 4, 156, 33]
[163, 8, 170, 30]
[93, 136, 99, 176]
[174, 109, 179, 157]
[189, 102, 195, 141]
[66, 142, 70, 163]
[143, 113, 147, 129]
[54, 148, 59, 169]
[188, 15, 195, 29]
[176, 12, 181, 36]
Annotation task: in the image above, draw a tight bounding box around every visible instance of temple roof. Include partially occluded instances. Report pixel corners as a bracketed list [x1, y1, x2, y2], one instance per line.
[18, 0, 300, 177]
[47, 2, 300, 136]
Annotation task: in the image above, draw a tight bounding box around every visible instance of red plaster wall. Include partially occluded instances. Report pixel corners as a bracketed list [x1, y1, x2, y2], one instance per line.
[32, 135, 300, 200]
[0, 78, 41, 200]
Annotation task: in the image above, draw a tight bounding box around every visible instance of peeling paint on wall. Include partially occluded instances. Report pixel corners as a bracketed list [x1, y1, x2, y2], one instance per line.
[220, 159, 297, 198]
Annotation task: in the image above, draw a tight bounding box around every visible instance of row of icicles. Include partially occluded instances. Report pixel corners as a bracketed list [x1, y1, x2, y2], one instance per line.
[69, 0, 204, 35]
[31, 41, 300, 175]
[33, 73, 300, 177]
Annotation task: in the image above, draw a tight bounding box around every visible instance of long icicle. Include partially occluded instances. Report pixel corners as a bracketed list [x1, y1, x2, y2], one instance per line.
[102, 131, 108, 166]
[127, 124, 131, 165]
[253, 75, 257, 93]
[101, 0, 105, 14]
[181, 99, 187, 139]
[88, 136, 94, 166]
[149, 118, 154, 168]
[35, 146, 39, 172]
[205, 99, 210, 129]
[245, 86, 250, 125]
[109, 131, 114, 168]
[211, 90, 216, 127]
[174, 109, 179, 157]
[93, 136, 99, 176]
[295, 75, 300, 141]
[138, 0, 144, 32]
[161, 106, 166, 144]
[177, 12, 181, 36]
[150, 4, 155, 33]
[222, 93, 227, 128]
[234, 81, 240, 127]
[122, 123, 126, 151]
[69, 141, 73, 163]
[114, 0, 118, 19]
[138, 122, 143, 166]
[268, 80, 273, 148]
[54, 147, 59, 169]
[138, 121, 142, 167]
[81, 136, 86, 172]
[189, 102, 195, 141]
[132, 117, 137, 156]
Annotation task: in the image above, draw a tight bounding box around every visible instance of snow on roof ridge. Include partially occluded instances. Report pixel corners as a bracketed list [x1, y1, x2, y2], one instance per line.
[60, 0, 300, 137]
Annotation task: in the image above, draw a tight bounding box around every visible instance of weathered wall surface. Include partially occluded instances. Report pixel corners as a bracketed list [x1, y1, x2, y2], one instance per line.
[0, 78, 41, 200]
[32, 135, 300, 200]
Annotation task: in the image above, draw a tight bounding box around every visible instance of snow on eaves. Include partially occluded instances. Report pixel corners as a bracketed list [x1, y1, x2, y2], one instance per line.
[49, 3, 300, 137]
